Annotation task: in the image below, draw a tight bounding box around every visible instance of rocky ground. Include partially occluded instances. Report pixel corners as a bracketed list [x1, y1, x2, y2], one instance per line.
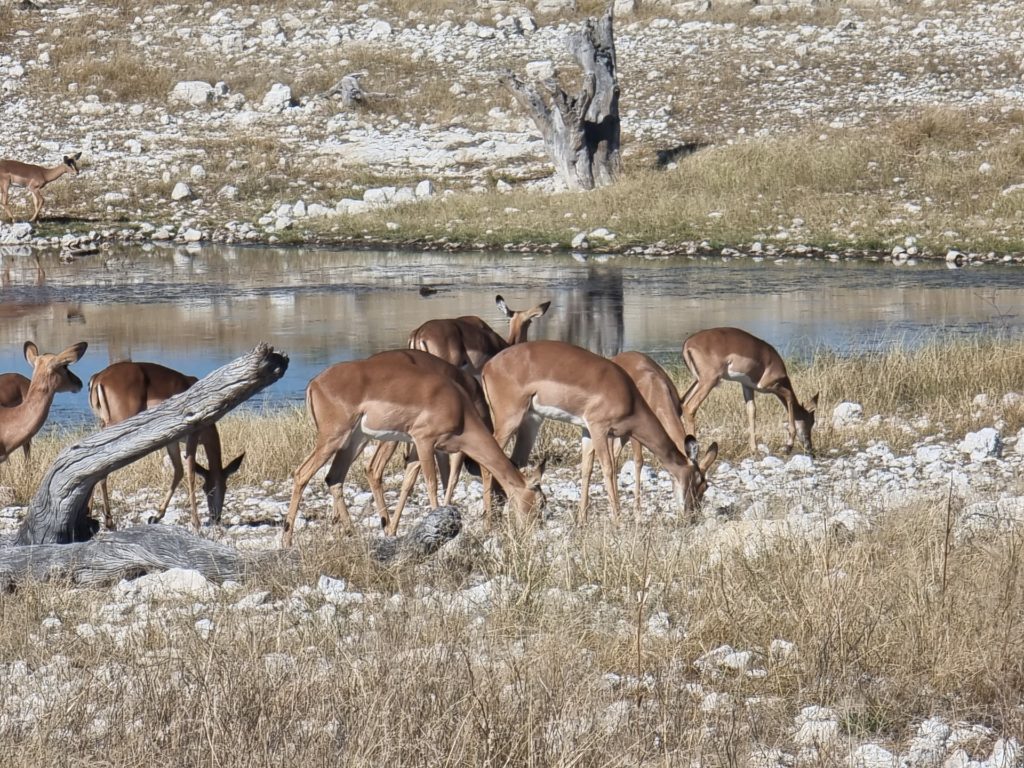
[1, 0, 1023, 251]
[3, 396, 1024, 764]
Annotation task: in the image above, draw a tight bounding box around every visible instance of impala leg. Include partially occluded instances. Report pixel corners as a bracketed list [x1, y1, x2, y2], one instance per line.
[681, 378, 719, 438]
[1, 180, 12, 222]
[630, 437, 644, 519]
[184, 433, 201, 531]
[742, 386, 758, 453]
[324, 437, 366, 536]
[152, 443, 184, 523]
[592, 430, 621, 520]
[367, 441, 398, 528]
[782, 394, 797, 455]
[284, 431, 352, 547]
[414, 438, 440, 509]
[29, 189, 43, 223]
[388, 457, 422, 536]
[21, 440, 30, 462]
[442, 452, 464, 506]
[99, 477, 115, 530]
[579, 430, 595, 525]
[510, 415, 542, 468]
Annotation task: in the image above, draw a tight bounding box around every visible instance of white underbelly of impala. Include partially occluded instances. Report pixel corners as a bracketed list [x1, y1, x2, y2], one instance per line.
[358, 417, 412, 443]
[531, 397, 587, 427]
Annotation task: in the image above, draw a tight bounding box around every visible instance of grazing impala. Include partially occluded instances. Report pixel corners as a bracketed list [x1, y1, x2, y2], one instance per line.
[408, 294, 551, 376]
[580, 351, 718, 519]
[283, 350, 546, 547]
[681, 327, 818, 455]
[363, 350, 494, 535]
[0, 152, 81, 223]
[481, 341, 717, 522]
[88, 361, 245, 530]
[0, 341, 87, 464]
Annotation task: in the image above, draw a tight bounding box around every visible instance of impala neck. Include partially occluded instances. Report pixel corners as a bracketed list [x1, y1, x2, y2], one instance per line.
[1, 381, 56, 455]
[43, 164, 71, 184]
[197, 424, 224, 474]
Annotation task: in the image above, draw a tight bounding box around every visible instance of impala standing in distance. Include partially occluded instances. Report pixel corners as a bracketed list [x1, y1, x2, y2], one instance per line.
[283, 351, 546, 548]
[681, 327, 818, 455]
[0, 152, 81, 223]
[88, 361, 245, 531]
[580, 351, 718, 520]
[0, 341, 88, 464]
[481, 340, 717, 522]
[408, 294, 551, 376]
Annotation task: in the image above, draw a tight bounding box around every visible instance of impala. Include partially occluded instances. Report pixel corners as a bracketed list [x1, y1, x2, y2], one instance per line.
[0, 152, 81, 223]
[681, 327, 818, 455]
[0, 373, 31, 460]
[0, 341, 87, 464]
[363, 349, 494, 535]
[408, 294, 551, 376]
[481, 340, 717, 521]
[580, 351, 719, 520]
[88, 361, 245, 530]
[283, 350, 546, 547]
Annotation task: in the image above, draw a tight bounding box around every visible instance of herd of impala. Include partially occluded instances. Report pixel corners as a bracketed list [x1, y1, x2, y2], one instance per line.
[0, 290, 819, 546]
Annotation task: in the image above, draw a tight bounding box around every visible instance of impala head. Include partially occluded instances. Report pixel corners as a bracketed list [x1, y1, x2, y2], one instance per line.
[495, 295, 552, 344]
[64, 152, 82, 174]
[23, 340, 88, 394]
[794, 393, 819, 455]
[194, 452, 246, 524]
[513, 456, 548, 524]
[674, 436, 719, 514]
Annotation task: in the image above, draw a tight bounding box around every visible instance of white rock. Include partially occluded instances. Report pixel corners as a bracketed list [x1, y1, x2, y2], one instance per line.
[525, 60, 556, 80]
[769, 639, 797, 662]
[218, 185, 239, 200]
[318, 575, 350, 604]
[786, 454, 814, 472]
[415, 179, 435, 198]
[571, 231, 589, 249]
[170, 80, 215, 106]
[589, 227, 615, 241]
[261, 83, 293, 111]
[368, 19, 392, 39]
[915, 444, 944, 464]
[363, 186, 397, 205]
[959, 428, 1002, 461]
[392, 187, 416, 204]
[189, 164, 206, 181]
[848, 743, 897, 768]
[614, 0, 637, 14]
[536, 0, 577, 13]
[292, 199, 307, 218]
[170, 182, 192, 201]
[832, 401, 864, 427]
[1001, 392, 1023, 411]
[181, 228, 203, 242]
[118, 568, 218, 601]
[989, 738, 1021, 768]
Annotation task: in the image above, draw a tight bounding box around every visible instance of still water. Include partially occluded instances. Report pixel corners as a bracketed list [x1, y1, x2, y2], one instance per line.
[1, 244, 1022, 425]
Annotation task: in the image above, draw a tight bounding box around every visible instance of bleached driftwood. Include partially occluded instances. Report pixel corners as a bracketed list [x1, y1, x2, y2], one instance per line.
[499, 3, 621, 190]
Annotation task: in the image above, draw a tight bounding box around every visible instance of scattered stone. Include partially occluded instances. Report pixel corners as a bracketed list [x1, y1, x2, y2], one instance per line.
[832, 401, 864, 427]
[959, 428, 1002, 461]
[170, 182, 193, 201]
[261, 83, 293, 111]
[170, 80, 215, 106]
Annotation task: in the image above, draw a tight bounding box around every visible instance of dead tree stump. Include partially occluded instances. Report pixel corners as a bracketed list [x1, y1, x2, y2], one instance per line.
[499, 3, 620, 190]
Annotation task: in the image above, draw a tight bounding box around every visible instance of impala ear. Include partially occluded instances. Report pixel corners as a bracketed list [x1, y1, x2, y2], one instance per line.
[56, 341, 88, 365]
[23, 341, 39, 365]
[536, 300, 551, 316]
[699, 441, 719, 475]
[224, 453, 246, 476]
[495, 295, 512, 317]
[73, 152, 82, 160]
[193, 462, 210, 480]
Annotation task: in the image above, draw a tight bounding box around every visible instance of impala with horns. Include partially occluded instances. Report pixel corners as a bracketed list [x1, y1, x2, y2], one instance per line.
[681, 327, 818, 455]
[481, 341, 717, 521]
[0, 341, 87, 464]
[0, 152, 81, 223]
[88, 361, 245, 530]
[580, 351, 718, 521]
[408, 295, 551, 376]
[283, 350, 546, 548]
[363, 350, 494, 535]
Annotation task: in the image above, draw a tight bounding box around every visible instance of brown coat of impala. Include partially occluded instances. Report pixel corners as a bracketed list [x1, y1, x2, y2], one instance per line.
[284, 350, 545, 547]
[408, 295, 551, 375]
[681, 327, 818, 455]
[0, 153, 81, 223]
[88, 361, 245, 530]
[363, 350, 494, 535]
[0, 341, 87, 463]
[0, 372, 32, 460]
[481, 341, 716, 521]
[580, 351, 718, 519]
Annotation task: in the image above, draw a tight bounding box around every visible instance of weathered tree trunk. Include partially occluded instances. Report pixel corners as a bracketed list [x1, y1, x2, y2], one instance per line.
[499, 3, 620, 190]
[16, 343, 289, 546]
[0, 506, 463, 587]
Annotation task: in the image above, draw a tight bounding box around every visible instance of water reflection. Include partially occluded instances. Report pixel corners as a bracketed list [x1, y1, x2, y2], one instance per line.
[0, 244, 1021, 425]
